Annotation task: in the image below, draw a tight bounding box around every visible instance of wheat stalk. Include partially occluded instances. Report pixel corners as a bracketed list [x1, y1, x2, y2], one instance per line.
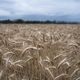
[12, 60, 23, 64]
[48, 66, 56, 69]
[3, 57, 11, 67]
[45, 67, 55, 80]
[39, 56, 43, 67]
[9, 73, 15, 78]
[71, 68, 79, 78]
[43, 56, 51, 62]
[3, 52, 15, 57]
[24, 56, 33, 63]
[76, 77, 80, 80]
[63, 61, 70, 67]
[54, 73, 68, 80]
[21, 46, 38, 56]
[0, 70, 3, 79]
[58, 58, 67, 68]
[53, 54, 65, 60]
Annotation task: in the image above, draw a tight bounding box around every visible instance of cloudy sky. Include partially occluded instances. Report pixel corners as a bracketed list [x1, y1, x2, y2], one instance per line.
[0, 0, 80, 21]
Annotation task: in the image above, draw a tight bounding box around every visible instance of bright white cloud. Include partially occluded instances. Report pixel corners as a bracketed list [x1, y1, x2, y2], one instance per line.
[0, 0, 80, 17]
[0, 9, 11, 16]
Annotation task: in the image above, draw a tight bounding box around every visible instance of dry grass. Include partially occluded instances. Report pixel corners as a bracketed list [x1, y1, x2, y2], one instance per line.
[0, 24, 80, 80]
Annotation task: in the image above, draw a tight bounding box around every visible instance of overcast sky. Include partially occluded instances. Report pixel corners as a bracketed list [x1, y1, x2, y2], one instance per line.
[0, 0, 80, 18]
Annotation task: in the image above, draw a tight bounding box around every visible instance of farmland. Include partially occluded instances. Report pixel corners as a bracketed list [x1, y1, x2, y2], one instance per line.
[0, 24, 80, 80]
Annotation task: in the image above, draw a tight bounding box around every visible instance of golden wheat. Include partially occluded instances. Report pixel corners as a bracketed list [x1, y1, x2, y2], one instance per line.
[0, 24, 80, 80]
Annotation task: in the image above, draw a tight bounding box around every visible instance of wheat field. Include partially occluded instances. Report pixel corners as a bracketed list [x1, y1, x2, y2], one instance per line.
[0, 24, 80, 80]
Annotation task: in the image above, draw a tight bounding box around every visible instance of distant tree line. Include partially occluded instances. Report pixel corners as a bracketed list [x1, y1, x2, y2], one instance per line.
[0, 19, 79, 24]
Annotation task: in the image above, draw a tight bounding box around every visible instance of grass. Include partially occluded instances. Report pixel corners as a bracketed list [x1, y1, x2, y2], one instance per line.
[0, 24, 80, 80]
